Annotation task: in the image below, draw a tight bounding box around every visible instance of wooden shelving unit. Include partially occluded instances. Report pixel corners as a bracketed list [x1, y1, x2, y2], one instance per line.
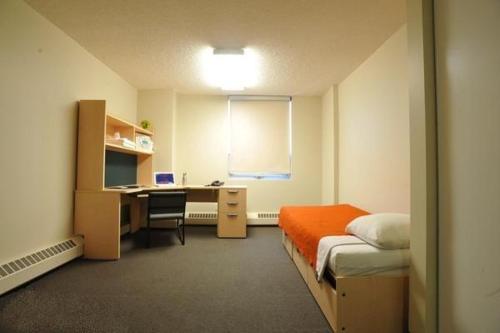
[76, 100, 155, 190]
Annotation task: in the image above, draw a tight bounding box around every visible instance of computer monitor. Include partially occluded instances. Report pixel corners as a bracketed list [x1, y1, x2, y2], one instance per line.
[154, 172, 175, 186]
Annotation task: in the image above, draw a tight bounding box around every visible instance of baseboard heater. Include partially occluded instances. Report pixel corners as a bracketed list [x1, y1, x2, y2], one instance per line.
[186, 212, 279, 225]
[247, 212, 279, 225]
[186, 212, 218, 225]
[0, 236, 83, 295]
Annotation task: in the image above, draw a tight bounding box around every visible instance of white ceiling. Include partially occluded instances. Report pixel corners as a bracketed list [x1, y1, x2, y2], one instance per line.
[25, 0, 406, 96]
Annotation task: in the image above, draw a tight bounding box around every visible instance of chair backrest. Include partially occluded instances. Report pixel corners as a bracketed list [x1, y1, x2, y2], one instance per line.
[148, 191, 187, 216]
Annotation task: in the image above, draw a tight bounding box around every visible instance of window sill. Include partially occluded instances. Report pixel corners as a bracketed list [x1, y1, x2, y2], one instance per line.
[228, 173, 291, 180]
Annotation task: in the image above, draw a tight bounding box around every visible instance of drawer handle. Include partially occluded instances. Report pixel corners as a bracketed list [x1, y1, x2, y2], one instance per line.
[227, 190, 239, 194]
[227, 213, 238, 217]
[227, 201, 238, 206]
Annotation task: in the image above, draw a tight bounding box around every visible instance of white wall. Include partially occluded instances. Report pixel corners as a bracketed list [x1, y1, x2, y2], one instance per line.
[337, 25, 410, 213]
[0, 0, 137, 263]
[137, 89, 176, 171]
[174, 94, 323, 212]
[321, 86, 337, 204]
[435, 1, 500, 331]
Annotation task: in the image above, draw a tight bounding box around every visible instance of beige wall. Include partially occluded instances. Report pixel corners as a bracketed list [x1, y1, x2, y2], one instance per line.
[174, 94, 322, 212]
[436, 1, 500, 331]
[407, 0, 438, 331]
[321, 86, 337, 204]
[137, 89, 176, 172]
[0, 0, 137, 263]
[337, 25, 410, 214]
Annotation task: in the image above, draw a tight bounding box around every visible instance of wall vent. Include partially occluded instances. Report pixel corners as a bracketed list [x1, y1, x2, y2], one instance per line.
[0, 236, 83, 295]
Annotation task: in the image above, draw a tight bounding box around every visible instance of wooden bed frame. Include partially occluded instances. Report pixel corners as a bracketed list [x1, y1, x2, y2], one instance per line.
[282, 231, 409, 333]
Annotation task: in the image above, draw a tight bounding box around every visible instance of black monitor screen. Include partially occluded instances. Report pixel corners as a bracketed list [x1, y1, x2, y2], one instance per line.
[104, 150, 137, 187]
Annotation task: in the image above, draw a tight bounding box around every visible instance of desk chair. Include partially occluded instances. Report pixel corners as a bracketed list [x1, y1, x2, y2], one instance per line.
[147, 191, 187, 247]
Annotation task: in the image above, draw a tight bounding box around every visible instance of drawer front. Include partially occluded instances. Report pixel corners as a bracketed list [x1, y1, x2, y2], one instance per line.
[218, 188, 246, 206]
[282, 232, 293, 258]
[219, 199, 246, 213]
[217, 212, 246, 238]
[307, 267, 338, 331]
[292, 246, 309, 283]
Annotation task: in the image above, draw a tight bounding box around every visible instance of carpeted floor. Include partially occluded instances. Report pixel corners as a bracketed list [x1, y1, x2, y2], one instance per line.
[0, 226, 331, 333]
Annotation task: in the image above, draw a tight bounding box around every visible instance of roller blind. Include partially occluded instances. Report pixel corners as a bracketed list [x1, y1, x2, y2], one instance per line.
[228, 96, 291, 178]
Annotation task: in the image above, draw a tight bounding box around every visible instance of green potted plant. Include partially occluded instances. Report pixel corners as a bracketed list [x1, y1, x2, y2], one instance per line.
[140, 119, 152, 130]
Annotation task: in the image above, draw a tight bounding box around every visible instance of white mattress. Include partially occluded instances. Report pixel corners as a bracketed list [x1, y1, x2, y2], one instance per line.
[327, 239, 410, 277]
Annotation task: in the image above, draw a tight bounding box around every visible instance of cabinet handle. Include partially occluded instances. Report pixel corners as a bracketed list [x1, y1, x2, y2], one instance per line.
[227, 190, 239, 194]
[227, 201, 238, 206]
[227, 213, 238, 217]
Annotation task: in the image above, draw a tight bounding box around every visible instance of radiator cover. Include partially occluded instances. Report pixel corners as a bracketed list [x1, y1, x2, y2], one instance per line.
[185, 212, 279, 225]
[0, 236, 83, 295]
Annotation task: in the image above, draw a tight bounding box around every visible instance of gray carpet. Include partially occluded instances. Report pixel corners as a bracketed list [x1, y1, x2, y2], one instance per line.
[0, 226, 331, 333]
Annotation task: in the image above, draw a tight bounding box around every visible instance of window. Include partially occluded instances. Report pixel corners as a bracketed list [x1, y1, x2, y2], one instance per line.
[228, 96, 292, 179]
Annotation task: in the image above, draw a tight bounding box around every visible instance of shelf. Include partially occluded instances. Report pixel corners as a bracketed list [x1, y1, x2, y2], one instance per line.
[106, 114, 154, 136]
[105, 142, 154, 156]
[135, 127, 154, 136]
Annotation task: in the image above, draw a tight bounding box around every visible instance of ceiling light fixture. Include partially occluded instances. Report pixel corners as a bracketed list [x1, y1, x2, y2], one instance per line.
[202, 48, 258, 91]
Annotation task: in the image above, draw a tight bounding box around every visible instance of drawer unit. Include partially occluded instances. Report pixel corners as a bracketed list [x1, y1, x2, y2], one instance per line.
[217, 187, 247, 238]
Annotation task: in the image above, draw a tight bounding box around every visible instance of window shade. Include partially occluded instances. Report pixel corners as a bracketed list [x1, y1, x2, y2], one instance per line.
[229, 97, 291, 177]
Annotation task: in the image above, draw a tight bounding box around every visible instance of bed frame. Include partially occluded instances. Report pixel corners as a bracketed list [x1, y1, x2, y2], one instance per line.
[282, 231, 408, 333]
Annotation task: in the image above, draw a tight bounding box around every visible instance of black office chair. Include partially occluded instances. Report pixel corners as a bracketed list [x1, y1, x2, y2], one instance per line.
[147, 191, 187, 247]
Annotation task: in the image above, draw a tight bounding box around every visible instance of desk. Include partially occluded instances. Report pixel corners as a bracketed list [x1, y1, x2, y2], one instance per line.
[74, 185, 247, 259]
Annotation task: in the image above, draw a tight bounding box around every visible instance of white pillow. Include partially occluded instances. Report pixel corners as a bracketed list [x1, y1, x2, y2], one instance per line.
[345, 213, 410, 249]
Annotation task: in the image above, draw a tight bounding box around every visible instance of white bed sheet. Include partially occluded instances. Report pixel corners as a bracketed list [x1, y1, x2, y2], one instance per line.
[328, 240, 410, 277]
[317, 235, 410, 279]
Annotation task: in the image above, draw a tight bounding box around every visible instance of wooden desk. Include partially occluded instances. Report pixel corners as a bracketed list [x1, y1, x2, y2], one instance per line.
[74, 102, 247, 259]
[74, 185, 247, 259]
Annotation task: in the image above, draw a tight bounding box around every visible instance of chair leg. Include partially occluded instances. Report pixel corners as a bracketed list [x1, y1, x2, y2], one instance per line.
[175, 219, 179, 240]
[181, 218, 185, 245]
[176, 218, 184, 245]
[147, 216, 151, 248]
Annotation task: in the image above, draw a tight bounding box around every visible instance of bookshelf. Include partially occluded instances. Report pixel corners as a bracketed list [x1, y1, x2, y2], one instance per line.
[76, 100, 154, 190]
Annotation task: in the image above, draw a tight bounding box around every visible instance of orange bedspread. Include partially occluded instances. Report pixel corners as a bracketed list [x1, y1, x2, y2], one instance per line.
[279, 204, 369, 267]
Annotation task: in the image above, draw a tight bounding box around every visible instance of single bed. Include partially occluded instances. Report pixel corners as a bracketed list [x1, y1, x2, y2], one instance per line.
[279, 205, 409, 333]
